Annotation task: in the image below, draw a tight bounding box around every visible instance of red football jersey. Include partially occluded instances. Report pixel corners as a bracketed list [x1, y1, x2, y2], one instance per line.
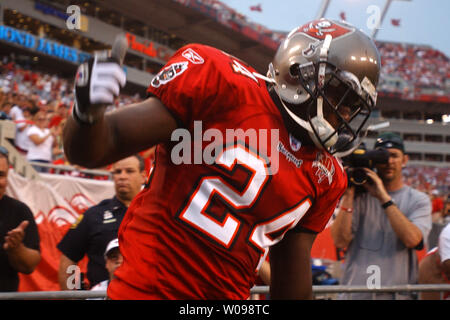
[108, 44, 347, 299]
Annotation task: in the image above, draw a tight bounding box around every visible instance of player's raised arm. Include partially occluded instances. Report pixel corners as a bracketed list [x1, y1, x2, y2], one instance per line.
[63, 35, 177, 168]
[63, 97, 176, 168]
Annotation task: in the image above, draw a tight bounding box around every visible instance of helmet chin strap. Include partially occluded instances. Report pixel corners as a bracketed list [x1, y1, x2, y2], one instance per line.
[310, 97, 338, 148]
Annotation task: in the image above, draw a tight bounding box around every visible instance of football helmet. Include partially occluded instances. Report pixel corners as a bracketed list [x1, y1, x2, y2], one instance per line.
[268, 19, 380, 156]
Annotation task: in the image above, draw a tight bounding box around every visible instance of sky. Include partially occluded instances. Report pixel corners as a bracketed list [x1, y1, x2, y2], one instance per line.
[220, 0, 450, 57]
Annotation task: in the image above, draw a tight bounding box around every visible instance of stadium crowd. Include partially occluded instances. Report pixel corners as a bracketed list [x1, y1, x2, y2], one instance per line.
[0, 55, 149, 177]
[377, 42, 450, 101]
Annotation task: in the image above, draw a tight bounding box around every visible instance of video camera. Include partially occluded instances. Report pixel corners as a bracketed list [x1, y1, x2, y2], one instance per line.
[342, 144, 390, 186]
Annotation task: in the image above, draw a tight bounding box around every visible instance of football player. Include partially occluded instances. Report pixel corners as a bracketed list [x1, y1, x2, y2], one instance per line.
[63, 19, 380, 299]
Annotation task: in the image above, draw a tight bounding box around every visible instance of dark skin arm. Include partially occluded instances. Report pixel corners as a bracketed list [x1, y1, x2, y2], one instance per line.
[443, 259, 450, 280]
[269, 230, 317, 299]
[63, 97, 177, 168]
[58, 254, 76, 290]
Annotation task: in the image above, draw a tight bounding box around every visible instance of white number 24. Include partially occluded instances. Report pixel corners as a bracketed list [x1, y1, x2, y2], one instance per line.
[177, 144, 311, 269]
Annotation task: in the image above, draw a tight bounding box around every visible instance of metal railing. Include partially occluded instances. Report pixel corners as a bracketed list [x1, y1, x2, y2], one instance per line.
[1, 284, 449, 300]
[28, 161, 112, 179]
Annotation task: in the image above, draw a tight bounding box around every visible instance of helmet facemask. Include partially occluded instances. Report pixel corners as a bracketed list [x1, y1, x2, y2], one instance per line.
[307, 61, 375, 157]
[270, 38, 377, 157]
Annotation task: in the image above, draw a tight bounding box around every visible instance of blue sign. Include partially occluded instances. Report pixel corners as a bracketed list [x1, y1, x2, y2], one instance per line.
[35, 1, 69, 21]
[0, 25, 91, 64]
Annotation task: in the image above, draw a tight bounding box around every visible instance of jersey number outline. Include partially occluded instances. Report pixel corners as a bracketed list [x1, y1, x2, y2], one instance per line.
[177, 143, 311, 270]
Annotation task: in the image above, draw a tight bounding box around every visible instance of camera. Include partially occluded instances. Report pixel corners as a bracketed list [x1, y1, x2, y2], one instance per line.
[342, 145, 390, 186]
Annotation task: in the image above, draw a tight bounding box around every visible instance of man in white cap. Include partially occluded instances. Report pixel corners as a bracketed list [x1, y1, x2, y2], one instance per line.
[90, 238, 122, 294]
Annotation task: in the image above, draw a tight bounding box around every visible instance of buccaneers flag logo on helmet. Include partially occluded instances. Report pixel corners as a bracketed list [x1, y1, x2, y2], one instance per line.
[299, 19, 353, 40]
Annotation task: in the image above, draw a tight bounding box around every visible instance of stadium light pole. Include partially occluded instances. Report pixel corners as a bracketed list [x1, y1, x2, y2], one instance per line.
[316, 0, 331, 19]
[371, 0, 412, 39]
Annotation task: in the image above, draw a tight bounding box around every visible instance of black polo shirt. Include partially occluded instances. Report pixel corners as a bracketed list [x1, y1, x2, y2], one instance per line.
[0, 195, 40, 291]
[57, 196, 127, 287]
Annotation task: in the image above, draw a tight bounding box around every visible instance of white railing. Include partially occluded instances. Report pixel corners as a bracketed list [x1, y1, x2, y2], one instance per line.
[28, 161, 111, 179]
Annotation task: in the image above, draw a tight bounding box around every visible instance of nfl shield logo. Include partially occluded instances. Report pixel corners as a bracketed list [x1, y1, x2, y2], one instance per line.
[289, 134, 302, 152]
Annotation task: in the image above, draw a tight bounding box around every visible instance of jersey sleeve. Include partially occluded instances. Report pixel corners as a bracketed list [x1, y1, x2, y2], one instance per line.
[146, 44, 236, 128]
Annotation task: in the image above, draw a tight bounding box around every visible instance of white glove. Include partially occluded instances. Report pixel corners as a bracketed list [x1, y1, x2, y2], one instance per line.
[73, 34, 128, 124]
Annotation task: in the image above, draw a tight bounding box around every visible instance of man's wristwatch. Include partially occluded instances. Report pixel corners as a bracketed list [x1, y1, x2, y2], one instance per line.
[381, 199, 395, 209]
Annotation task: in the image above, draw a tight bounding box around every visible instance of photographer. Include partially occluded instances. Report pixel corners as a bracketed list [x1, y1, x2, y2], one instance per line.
[331, 132, 432, 299]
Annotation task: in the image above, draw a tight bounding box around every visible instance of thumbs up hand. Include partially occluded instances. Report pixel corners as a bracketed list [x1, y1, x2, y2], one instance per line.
[73, 33, 128, 125]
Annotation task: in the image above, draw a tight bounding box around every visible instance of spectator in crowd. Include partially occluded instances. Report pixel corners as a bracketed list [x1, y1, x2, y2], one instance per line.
[49, 103, 69, 129]
[430, 190, 444, 222]
[403, 166, 449, 196]
[14, 106, 35, 156]
[0, 101, 12, 120]
[57, 155, 146, 290]
[418, 222, 450, 299]
[443, 195, 450, 224]
[425, 190, 447, 249]
[89, 238, 123, 297]
[9, 96, 31, 155]
[26, 110, 57, 172]
[331, 132, 432, 299]
[0, 91, 5, 106]
[9, 94, 24, 121]
[52, 119, 67, 165]
[0, 146, 41, 291]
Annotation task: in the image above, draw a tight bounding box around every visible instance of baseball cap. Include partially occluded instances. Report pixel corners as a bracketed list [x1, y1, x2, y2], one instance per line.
[104, 238, 119, 259]
[374, 132, 405, 153]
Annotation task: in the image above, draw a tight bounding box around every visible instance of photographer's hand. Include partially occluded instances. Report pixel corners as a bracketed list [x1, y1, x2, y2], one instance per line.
[362, 168, 391, 203]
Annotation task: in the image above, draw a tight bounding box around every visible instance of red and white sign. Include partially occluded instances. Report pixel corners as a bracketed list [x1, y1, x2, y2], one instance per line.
[5, 170, 115, 291]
